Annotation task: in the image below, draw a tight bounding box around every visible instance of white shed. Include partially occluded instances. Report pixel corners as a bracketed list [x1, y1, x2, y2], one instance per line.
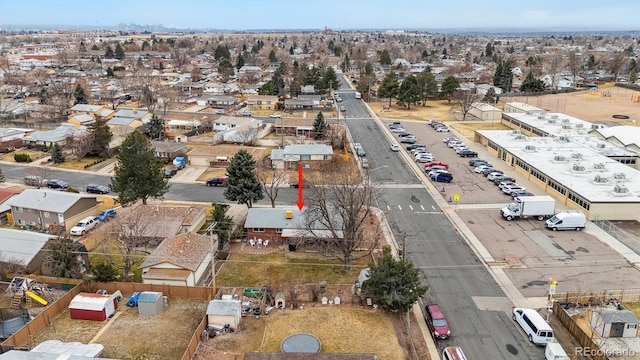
[591, 309, 639, 338]
[468, 103, 502, 122]
[206, 299, 242, 330]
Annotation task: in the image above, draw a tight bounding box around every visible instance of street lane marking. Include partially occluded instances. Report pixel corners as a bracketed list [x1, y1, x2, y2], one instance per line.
[413, 212, 444, 215]
[431, 206, 436, 210]
[420, 205, 425, 211]
[386, 205, 391, 211]
[397, 205, 402, 210]
[409, 205, 414, 210]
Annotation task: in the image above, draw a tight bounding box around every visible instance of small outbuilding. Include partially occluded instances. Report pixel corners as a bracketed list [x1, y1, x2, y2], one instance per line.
[138, 291, 164, 316]
[68, 292, 118, 321]
[591, 309, 640, 338]
[207, 299, 242, 330]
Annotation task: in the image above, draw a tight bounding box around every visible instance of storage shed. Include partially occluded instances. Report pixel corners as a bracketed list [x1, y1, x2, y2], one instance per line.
[591, 309, 639, 338]
[468, 103, 502, 121]
[68, 293, 118, 321]
[138, 291, 164, 316]
[206, 299, 241, 330]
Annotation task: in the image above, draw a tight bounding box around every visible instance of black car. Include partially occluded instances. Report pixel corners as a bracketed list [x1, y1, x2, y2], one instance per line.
[164, 169, 177, 178]
[46, 179, 69, 189]
[290, 180, 312, 189]
[492, 176, 515, 185]
[459, 150, 478, 157]
[398, 132, 413, 138]
[483, 169, 503, 177]
[406, 143, 426, 150]
[206, 176, 228, 186]
[469, 159, 486, 166]
[86, 184, 110, 194]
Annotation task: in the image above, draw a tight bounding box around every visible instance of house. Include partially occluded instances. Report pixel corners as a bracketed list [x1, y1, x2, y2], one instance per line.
[273, 118, 315, 138]
[0, 128, 29, 142]
[150, 140, 188, 162]
[5, 189, 99, 232]
[23, 124, 84, 147]
[67, 113, 95, 127]
[246, 95, 278, 111]
[68, 292, 119, 321]
[205, 95, 238, 108]
[68, 104, 108, 117]
[213, 115, 258, 132]
[590, 309, 639, 338]
[187, 145, 265, 167]
[0, 188, 21, 222]
[206, 299, 242, 330]
[475, 84, 503, 97]
[244, 207, 342, 242]
[106, 108, 151, 129]
[270, 144, 333, 170]
[140, 232, 213, 286]
[0, 229, 54, 274]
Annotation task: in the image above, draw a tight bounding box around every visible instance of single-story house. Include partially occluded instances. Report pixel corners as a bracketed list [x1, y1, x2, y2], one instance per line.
[69, 292, 119, 321]
[591, 309, 639, 338]
[246, 95, 278, 110]
[150, 140, 188, 161]
[0, 128, 29, 142]
[207, 299, 242, 330]
[244, 207, 343, 242]
[187, 145, 265, 167]
[204, 96, 238, 108]
[140, 232, 213, 286]
[106, 116, 144, 128]
[68, 104, 109, 117]
[270, 144, 333, 170]
[213, 116, 257, 132]
[67, 113, 95, 127]
[5, 189, 99, 232]
[165, 119, 202, 134]
[475, 84, 503, 97]
[0, 228, 54, 274]
[468, 103, 502, 122]
[22, 124, 84, 147]
[273, 118, 315, 138]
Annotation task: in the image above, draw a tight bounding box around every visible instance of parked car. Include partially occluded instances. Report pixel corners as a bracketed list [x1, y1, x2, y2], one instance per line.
[268, 113, 282, 118]
[70, 216, 99, 236]
[411, 148, 428, 155]
[459, 150, 478, 157]
[206, 176, 228, 187]
[483, 168, 502, 176]
[424, 304, 451, 340]
[46, 179, 68, 190]
[469, 159, 485, 166]
[498, 181, 518, 190]
[487, 172, 505, 181]
[24, 175, 46, 187]
[511, 191, 535, 198]
[502, 185, 526, 194]
[97, 208, 117, 222]
[290, 180, 312, 188]
[390, 144, 400, 152]
[447, 140, 461, 148]
[354, 143, 366, 156]
[424, 161, 449, 170]
[361, 158, 369, 168]
[340, 105, 346, 112]
[400, 136, 416, 144]
[389, 122, 402, 128]
[443, 137, 458, 143]
[416, 155, 436, 163]
[435, 126, 450, 132]
[391, 127, 406, 133]
[214, 109, 225, 115]
[241, 110, 252, 116]
[454, 146, 469, 154]
[86, 184, 110, 194]
[164, 169, 177, 178]
[474, 165, 493, 173]
[398, 132, 413, 138]
[493, 176, 516, 185]
[431, 172, 453, 183]
[406, 143, 426, 150]
[428, 169, 449, 178]
[426, 165, 448, 172]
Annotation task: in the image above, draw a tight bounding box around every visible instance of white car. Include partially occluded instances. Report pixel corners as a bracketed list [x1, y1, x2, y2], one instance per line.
[391, 127, 406, 133]
[428, 169, 449, 177]
[414, 151, 433, 158]
[410, 147, 427, 155]
[390, 144, 400, 152]
[474, 165, 493, 173]
[487, 172, 504, 181]
[435, 126, 450, 132]
[443, 137, 458, 143]
[269, 113, 282, 118]
[502, 185, 526, 194]
[70, 216, 99, 236]
[498, 181, 517, 190]
[416, 155, 436, 163]
[447, 141, 461, 148]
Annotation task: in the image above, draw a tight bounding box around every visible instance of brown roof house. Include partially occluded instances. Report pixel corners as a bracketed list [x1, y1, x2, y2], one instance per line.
[5, 189, 99, 233]
[270, 144, 333, 170]
[140, 232, 213, 286]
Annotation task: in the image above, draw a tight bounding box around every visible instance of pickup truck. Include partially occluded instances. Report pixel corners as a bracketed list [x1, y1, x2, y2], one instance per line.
[97, 208, 116, 222]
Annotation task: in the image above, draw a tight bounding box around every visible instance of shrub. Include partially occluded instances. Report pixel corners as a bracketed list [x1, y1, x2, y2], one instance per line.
[14, 153, 32, 163]
[83, 156, 108, 169]
[66, 187, 80, 193]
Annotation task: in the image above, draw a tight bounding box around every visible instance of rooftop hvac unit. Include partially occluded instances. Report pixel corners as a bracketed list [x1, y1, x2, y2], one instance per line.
[562, 124, 572, 129]
[524, 145, 536, 151]
[561, 118, 570, 123]
[515, 135, 526, 140]
[597, 143, 606, 149]
[558, 136, 570, 142]
[576, 123, 584, 129]
[613, 173, 626, 180]
[554, 155, 566, 161]
[572, 164, 585, 171]
[511, 130, 522, 135]
[551, 115, 559, 120]
[571, 152, 582, 159]
[592, 163, 605, 170]
[525, 111, 532, 115]
[547, 119, 556, 123]
[538, 115, 546, 120]
[594, 175, 608, 183]
[613, 184, 629, 193]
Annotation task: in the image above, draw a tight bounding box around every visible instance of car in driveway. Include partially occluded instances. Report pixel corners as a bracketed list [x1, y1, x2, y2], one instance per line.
[474, 165, 493, 173]
[206, 176, 228, 186]
[86, 184, 110, 194]
[97, 208, 116, 222]
[431, 172, 453, 183]
[290, 180, 312, 188]
[46, 179, 68, 190]
[70, 216, 99, 236]
[459, 150, 478, 157]
[390, 144, 400, 152]
[268, 113, 282, 118]
[164, 168, 177, 178]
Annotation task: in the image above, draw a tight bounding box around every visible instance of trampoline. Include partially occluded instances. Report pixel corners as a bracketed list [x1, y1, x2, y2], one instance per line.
[281, 333, 322, 353]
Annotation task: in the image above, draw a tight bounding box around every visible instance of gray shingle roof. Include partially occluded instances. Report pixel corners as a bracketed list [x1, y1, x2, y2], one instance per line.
[5, 189, 95, 213]
[115, 108, 148, 119]
[70, 104, 104, 112]
[0, 228, 53, 265]
[107, 116, 137, 126]
[23, 125, 81, 143]
[284, 144, 333, 156]
[139, 232, 211, 271]
[600, 310, 639, 324]
[206, 299, 241, 316]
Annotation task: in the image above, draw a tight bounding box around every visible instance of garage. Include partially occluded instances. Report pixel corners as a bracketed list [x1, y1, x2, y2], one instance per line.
[69, 292, 119, 321]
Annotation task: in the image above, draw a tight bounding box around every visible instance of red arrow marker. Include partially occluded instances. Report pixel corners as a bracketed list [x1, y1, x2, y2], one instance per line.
[297, 164, 304, 210]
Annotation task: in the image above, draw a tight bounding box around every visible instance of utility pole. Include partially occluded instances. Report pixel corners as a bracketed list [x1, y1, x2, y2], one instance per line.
[208, 222, 217, 297]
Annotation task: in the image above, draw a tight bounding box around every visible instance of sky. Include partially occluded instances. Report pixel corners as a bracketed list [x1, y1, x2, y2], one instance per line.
[0, 0, 638, 31]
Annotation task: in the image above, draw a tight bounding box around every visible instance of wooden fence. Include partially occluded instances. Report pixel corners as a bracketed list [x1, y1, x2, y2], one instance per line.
[181, 316, 207, 360]
[553, 302, 609, 360]
[89, 282, 214, 300]
[555, 289, 640, 304]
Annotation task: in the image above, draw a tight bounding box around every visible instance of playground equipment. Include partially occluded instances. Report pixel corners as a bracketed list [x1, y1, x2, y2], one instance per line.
[6, 277, 53, 309]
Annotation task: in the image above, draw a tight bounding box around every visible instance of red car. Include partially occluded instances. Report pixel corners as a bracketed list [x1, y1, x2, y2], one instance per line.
[425, 304, 450, 340]
[424, 161, 449, 170]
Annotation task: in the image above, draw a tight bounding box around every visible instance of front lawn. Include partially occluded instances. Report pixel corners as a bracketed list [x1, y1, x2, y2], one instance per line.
[53, 156, 105, 170]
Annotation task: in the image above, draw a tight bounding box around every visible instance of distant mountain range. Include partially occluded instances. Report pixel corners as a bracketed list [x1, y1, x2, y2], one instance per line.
[2, 23, 639, 36]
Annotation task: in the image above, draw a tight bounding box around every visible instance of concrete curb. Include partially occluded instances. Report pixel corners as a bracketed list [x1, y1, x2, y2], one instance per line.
[412, 303, 441, 360]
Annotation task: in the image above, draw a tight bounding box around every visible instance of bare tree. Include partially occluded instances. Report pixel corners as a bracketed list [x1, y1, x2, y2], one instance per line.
[566, 51, 582, 87]
[453, 89, 481, 121]
[544, 51, 565, 89]
[101, 214, 153, 281]
[230, 125, 259, 145]
[257, 160, 288, 208]
[65, 132, 92, 160]
[133, 69, 160, 113]
[608, 52, 627, 82]
[302, 162, 380, 269]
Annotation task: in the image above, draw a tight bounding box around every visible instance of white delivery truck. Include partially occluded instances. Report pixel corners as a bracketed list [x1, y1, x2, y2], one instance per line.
[545, 342, 569, 360]
[545, 211, 587, 231]
[500, 196, 556, 221]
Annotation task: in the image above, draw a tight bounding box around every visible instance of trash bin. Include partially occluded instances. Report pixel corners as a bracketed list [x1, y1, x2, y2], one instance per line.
[288, 243, 297, 251]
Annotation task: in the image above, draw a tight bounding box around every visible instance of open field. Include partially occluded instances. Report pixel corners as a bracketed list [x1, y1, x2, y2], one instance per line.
[21, 298, 205, 360]
[450, 121, 513, 138]
[371, 100, 454, 121]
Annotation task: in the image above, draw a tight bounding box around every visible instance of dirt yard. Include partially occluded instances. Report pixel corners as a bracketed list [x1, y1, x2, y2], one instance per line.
[21, 298, 205, 360]
[370, 100, 454, 122]
[193, 305, 429, 360]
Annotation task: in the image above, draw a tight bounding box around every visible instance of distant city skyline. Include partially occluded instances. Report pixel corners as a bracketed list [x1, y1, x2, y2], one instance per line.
[1, 0, 639, 31]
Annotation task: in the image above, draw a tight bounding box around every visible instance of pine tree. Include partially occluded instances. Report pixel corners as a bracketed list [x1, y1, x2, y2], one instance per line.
[88, 116, 112, 157]
[104, 44, 115, 59]
[106, 67, 113, 77]
[396, 75, 421, 109]
[73, 84, 88, 105]
[51, 143, 65, 163]
[440, 76, 460, 104]
[148, 115, 165, 140]
[378, 72, 399, 107]
[111, 131, 169, 205]
[114, 42, 125, 60]
[235, 52, 245, 70]
[224, 149, 264, 208]
[210, 203, 233, 250]
[268, 49, 278, 62]
[312, 112, 327, 140]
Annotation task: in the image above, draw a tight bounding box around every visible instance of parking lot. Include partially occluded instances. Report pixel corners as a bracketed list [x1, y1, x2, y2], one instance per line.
[385, 119, 640, 298]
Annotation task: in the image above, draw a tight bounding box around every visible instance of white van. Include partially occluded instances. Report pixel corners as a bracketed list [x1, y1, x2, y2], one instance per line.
[442, 346, 467, 360]
[70, 216, 99, 236]
[545, 211, 586, 231]
[512, 308, 554, 345]
[545, 342, 569, 360]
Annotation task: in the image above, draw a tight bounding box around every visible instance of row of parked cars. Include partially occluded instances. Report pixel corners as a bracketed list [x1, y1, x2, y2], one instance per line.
[427, 120, 451, 133]
[467, 158, 534, 198]
[24, 175, 110, 194]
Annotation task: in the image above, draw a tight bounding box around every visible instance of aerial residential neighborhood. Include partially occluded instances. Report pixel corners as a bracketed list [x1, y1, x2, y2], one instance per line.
[1, 1, 640, 359]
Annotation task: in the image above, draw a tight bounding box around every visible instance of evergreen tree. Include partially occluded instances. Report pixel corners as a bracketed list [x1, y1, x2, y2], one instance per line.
[364, 62, 374, 76]
[104, 44, 115, 59]
[440, 76, 460, 104]
[91, 261, 119, 282]
[111, 131, 169, 205]
[483, 88, 498, 104]
[148, 115, 165, 140]
[258, 81, 275, 95]
[88, 116, 112, 158]
[630, 69, 638, 84]
[520, 72, 545, 92]
[51, 143, 65, 163]
[396, 75, 421, 109]
[73, 84, 88, 105]
[0, 166, 5, 183]
[114, 42, 125, 60]
[416, 70, 438, 107]
[224, 149, 263, 208]
[137, 56, 143, 67]
[319, 67, 339, 94]
[214, 44, 231, 60]
[106, 67, 114, 77]
[45, 237, 86, 279]
[378, 72, 399, 107]
[366, 247, 428, 312]
[91, 44, 99, 51]
[379, 49, 391, 66]
[268, 49, 278, 62]
[312, 112, 327, 140]
[235, 52, 245, 70]
[485, 41, 493, 57]
[210, 203, 233, 250]
[493, 59, 514, 93]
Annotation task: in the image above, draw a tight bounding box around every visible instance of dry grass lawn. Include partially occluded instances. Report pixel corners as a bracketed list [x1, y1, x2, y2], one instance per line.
[197, 168, 227, 181]
[370, 100, 454, 121]
[626, 302, 640, 320]
[0, 149, 48, 163]
[450, 121, 513, 138]
[53, 156, 103, 170]
[198, 306, 408, 360]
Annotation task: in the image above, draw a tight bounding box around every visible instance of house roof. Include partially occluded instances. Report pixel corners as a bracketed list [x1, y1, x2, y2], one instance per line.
[0, 128, 28, 138]
[114, 204, 206, 239]
[270, 149, 284, 161]
[283, 144, 333, 156]
[115, 108, 149, 119]
[0, 189, 21, 204]
[0, 228, 53, 265]
[150, 140, 188, 153]
[107, 116, 138, 126]
[245, 207, 305, 229]
[274, 118, 315, 127]
[600, 310, 639, 324]
[69, 293, 113, 311]
[143, 268, 191, 281]
[72, 114, 95, 124]
[70, 104, 104, 113]
[6, 189, 95, 213]
[206, 299, 241, 316]
[139, 232, 211, 271]
[23, 124, 82, 143]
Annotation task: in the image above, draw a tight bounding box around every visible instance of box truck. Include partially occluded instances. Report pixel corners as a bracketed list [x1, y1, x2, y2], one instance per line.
[501, 196, 556, 221]
[545, 211, 587, 231]
[545, 342, 569, 360]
